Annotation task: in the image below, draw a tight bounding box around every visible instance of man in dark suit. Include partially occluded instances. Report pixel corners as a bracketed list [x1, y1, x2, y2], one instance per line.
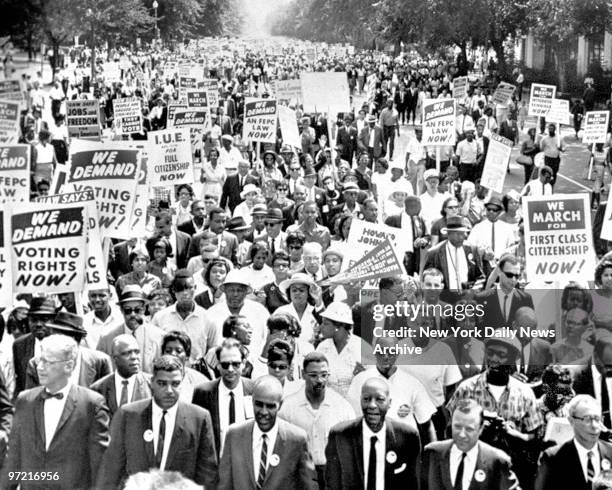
[219, 375, 317, 490]
[421, 398, 519, 489]
[90, 334, 151, 418]
[394, 84, 408, 125]
[336, 115, 358, 164]
[405, 81, 419, 125]
[177, 199, 207, 237]
[189, 207, 239, 265]
[424, 216, 486, 294]
[220, 159, 258, 213]
[110, 237, 140, 279]
[325, 377, 421, 489]
[513, 307, 553, 388]
[358, 114, 385, 160]
[193, 338, 255, 456]
[3, 334, 110, 489]
[97, 355, 218, 489]
[145, 211, 191, 269]
[476, 254, 534, 330]
[535, 394, 612, 490]
[12, 297, 56, 396]
[385, 196, 430, 276]
[25, 311, 113, 389]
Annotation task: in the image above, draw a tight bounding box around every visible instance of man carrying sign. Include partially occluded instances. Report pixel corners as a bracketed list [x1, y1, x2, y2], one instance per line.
[540, 123, 564, 188]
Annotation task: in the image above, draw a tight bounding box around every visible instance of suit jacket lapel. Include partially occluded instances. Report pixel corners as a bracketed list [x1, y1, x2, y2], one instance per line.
[133, 374, 149, 401]
[440, 243, 451, 284]
[49, 385, 77, 449]
[107, 377, 118, 414]
[384, 422, 396, 483]
[441, 442, 454, 489]
[245, 423, 256, 488]
[143, 402, 155, 467]
[352, 419, 365, 486]
[264, 423, 286, 486]
[35, 389, 46, 448]
[79, 350, 95, 387]
[165, 403, 186, 469]
[468, 442, 486, 490]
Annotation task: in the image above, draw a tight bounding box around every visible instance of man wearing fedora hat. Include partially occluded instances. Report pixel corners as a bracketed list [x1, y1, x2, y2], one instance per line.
[226, 216, 253, 266]
[13, 297, 56, 395]
[220, 159, 259, 214]
[26, 311, 112, 390]
[328, 182, 364, 226]
[424, 215, 486, 292]
[245, 203, 268, 244]
[97, 286, 164, 374]
[302, 167, 325, 205]
[258, 207, 288, 263]
[358, 114, 384, 161]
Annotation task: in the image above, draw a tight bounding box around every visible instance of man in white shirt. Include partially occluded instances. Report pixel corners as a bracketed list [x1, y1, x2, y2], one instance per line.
[219, 134, 242, 176]
[420, 169, 451, 233]
[98, 355, 218, 488]
[521, 165, 553, 197]
[467, 196, 515, 261]
[82, 288, 124, 349]
[455, 129, 479, 183]
[421, 399, 519, 490]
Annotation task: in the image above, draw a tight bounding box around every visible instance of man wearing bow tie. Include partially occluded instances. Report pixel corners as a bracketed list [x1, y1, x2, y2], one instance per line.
[3, 334, 110, 490]
[421, 399, 519, 490]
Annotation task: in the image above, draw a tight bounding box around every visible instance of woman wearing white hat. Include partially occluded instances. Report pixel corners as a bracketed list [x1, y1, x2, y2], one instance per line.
[273, 272, 324, 345]
[231, 183, 260, 226]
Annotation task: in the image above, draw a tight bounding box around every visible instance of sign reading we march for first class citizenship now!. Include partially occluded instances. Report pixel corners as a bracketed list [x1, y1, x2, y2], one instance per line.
[528, 83, 556, 116]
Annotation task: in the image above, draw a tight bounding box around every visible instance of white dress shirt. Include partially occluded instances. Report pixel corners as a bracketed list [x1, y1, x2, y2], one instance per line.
[574, 438, 600, 482]
[591, 364, 612, 411]
[152, 401, 178, 471]
[445, 242, 469, 290]
[362, 421, 386, 490]
[218, 380, 247, 450]
[450, 443, 479, 490]
[253, 422, 279, 482]
[114, 372, 136, 407]
[44, 383, 73, 450]
[467, 219, 515, 259]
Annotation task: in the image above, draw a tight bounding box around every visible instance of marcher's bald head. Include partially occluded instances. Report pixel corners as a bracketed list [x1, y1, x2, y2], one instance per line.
[112, 334, 139, 356]
[253, 375, 283, 403]
[514, 306, 537, 329]
[361, 377, 390, 398]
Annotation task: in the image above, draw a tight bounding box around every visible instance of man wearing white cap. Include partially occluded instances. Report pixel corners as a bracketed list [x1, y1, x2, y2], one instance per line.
[358, 114, 384, 161]
[219, 134, 241, 176]
[419, 169, 451, 234]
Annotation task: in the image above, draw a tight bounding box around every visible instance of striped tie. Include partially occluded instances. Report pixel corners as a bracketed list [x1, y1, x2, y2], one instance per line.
[257, 434, 268, 489]
[587, 450, 595, 481]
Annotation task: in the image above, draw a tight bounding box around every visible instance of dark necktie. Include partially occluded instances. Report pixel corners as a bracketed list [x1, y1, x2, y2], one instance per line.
[602, 375, 611, 429]
[257, 434, 268, 489]
[41, 390, 64, 400]
[229, 391, 235, 425]
[367, 435, 377, 490]
[542, 182, 545, 194]
[155, 410, 167, 468]
[491, 222, 496, 254]
[119, 380, 129, 406]
[270, 237, 275, 256]
[587, 450, 595, 482]
[454, 452, 466, 490]
[502, 294, 509, 322]
[240, 176, 245, 190]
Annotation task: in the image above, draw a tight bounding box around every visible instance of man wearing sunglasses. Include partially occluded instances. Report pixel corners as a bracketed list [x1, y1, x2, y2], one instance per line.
[476, 254, 534, 330]
[97, 285, 164, 374]
[193, 338, 255, 458]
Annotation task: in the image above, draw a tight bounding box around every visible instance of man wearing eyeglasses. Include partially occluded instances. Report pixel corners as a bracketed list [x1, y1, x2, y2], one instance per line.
[97, 285, 164, 374]
[467, 196, 515, 263]
[279, 352, 355, 489]
[3, 334, 110, 490]
[535, 394, 612, 490]
[219, 375, 317, 490]
[476, 254, 534, 330]
[193, 338, 255, 457]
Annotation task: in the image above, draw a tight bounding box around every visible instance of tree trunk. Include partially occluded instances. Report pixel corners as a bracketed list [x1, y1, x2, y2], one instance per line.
[51, 41, 60, 75]
[492, 38, 508, 79]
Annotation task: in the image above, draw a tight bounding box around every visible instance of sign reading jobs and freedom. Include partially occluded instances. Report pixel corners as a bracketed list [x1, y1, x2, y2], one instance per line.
[37, 190, 108, 291]
[112, 97, 143, 134]
[0, 144, 30, 204]
[66, 99, 101, 140]
[480, 133, 513, 194]
[148, 128, 194, 186]
[0, 99, 21, 143]
[67, 140, 139, 239]
[10, 202, 87, 294]
[243, 99, 277, 143]
[422, 99, 456, 146]
[523, 193, 597, 283]
[582, 111, 610, 144]
[529, 83, 556, 116]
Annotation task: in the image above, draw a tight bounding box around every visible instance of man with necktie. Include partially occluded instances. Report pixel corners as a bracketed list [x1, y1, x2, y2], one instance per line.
[2, 334, 110, 490]
[421, 398, 519, 489]
[325, 377, 421, 489]
[218, 375, 317, 489]
[98, 355, 218, 488]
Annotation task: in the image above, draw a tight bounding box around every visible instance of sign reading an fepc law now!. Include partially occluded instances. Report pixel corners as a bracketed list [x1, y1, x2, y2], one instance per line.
[422, 99, 456, 146]
[242, 98, 277, 143]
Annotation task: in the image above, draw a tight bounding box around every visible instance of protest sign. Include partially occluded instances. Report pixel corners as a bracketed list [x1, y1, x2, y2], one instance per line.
[68, 140, 139, 239]
[66, 99, 101, 140]
[37, 190, 108, 290]
[10, 202, 87, 294]
[301, 72, 351, 114]
[277, 105, 300, 148]
[582, 111, 610, 144]
[491, 82, 516, 106]
[528, 83, 556, 116]
[129, 143, 150, 238]
[171, 110, 208, 128]
[452, 77, 468, 99]
[601, 198, 612, 242]
[198, 79, 219, 108]
[480, 133, 513, 194]
[186, 90, 209, 109]
[273, 79, 302, 102]
[323, 236, 404, 285]
[148, 128, 194, 186]
[366, 74, 377, 104]
[422, 99, 456, 146]
[0, 144, 30, 204]
[523, 193, 597, 283]
[0, 211, 11, 309]
[0, 99, 21, 143]
[243, 98, 277, 143]
[167, 103, 187, 127]
[0, 80, 23, 102]
[179, 76, 197, 101]
[113, 97, 143, 134]
[546, 99, 570, 126]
